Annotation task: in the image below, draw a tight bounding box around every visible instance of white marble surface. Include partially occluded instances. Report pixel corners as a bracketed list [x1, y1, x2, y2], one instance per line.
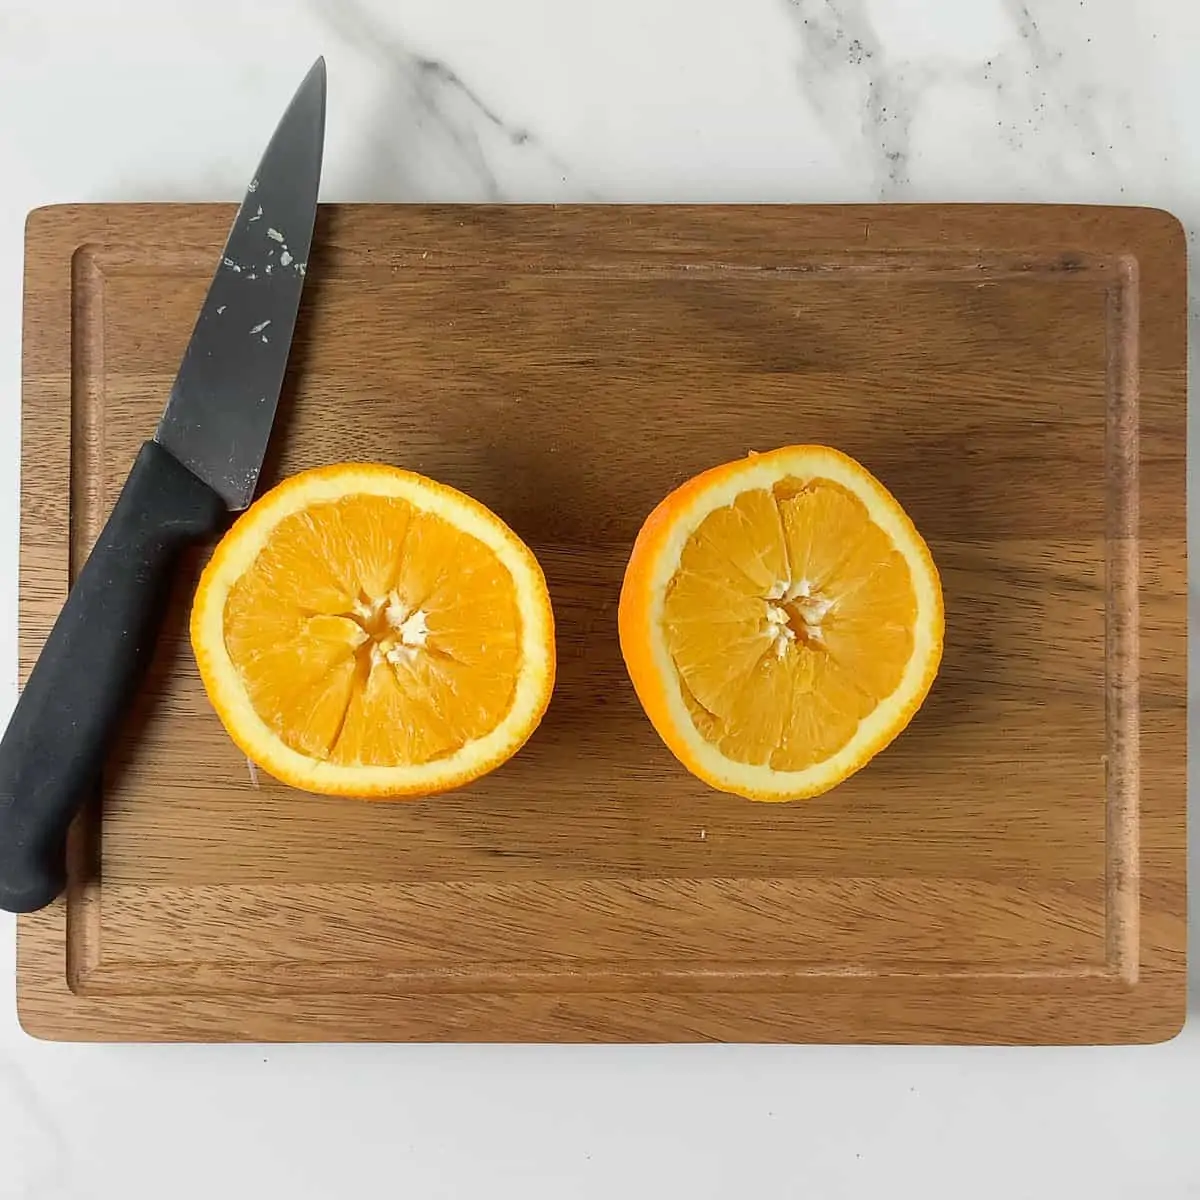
[1, 0, 1198, 1195]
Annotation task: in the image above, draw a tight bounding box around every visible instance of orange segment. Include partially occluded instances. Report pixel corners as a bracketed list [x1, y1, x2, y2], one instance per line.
[619, 446, 943, 801]
[191, 463, 555, 798]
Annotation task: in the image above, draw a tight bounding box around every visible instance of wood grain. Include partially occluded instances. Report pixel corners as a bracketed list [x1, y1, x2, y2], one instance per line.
[16, 203, 1187, 1043]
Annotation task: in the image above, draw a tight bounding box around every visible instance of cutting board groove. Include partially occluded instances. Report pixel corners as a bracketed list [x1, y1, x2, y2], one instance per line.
[17, 203, 1186, 1042]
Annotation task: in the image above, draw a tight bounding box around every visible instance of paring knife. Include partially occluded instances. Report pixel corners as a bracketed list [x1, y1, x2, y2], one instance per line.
[0, 59, 327, 914]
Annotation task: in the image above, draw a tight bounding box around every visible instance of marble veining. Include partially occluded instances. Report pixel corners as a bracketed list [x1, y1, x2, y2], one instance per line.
[782, 0, 1137, 199]
[268, 0, 1163, 208]
[308, 0, 585, 200]
[786, 0, 916, 196]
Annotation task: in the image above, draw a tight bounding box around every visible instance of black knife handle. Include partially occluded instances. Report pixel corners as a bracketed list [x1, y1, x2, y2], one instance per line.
[0, 440, 226, 913]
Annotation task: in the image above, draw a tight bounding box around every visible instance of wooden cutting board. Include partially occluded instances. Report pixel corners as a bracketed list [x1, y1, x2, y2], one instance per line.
[16, 203, 1186, 1043]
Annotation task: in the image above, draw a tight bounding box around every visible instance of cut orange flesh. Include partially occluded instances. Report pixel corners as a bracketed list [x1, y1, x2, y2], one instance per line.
[618, 446, 943, 801]
[191, 464, 555, 798]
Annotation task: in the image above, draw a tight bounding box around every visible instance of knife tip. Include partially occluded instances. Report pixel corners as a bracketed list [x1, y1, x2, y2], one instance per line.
[298, 56, 327, 113]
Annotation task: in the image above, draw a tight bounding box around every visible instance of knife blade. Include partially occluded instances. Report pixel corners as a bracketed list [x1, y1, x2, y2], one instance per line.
[0, 58, 327, 914]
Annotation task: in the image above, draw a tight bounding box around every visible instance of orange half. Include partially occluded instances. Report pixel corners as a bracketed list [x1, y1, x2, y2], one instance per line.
[618, 446, 943, 801]
[191, 463, 555, 798]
